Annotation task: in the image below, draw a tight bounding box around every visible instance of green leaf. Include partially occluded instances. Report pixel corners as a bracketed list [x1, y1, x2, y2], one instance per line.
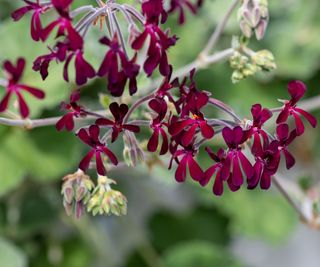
[0, 237, 27, 267]
[163, 241, 244, 267]
[199, 187, 297, 243]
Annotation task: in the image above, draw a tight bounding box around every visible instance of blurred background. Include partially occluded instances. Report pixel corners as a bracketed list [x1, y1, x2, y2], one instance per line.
[0, 0, 320, 267]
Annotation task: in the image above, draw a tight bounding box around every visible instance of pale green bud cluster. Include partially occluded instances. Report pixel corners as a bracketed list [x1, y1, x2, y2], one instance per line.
[87, 175, 128, 216]
[61, 169, 95, 218]
[229, 49, 276, 83]
[238, 0, 269, 40]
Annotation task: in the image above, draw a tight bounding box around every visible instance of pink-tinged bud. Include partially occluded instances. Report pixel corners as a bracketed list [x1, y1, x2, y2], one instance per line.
[240, 20, 253, 38]
[255, 20, 268, 40]
[64, 187, 74, 204]
[75, 202, 84, 219]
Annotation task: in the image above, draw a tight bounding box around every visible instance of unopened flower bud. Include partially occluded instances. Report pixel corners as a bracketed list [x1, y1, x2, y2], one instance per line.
[87, 175, 128, 216]
[61, 169, 94, 218]
[123, 132, 145, 167]
[238, 0, 269, 40]
[251, 50, 276, 71]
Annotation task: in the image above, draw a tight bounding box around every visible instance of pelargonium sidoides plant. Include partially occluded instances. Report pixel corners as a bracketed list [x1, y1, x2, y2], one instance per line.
[0, 0, 318, 222]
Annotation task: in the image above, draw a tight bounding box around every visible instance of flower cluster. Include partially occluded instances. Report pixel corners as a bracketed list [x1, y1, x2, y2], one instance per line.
[2, 1, 317, 220]
[10, 0, 202, 97]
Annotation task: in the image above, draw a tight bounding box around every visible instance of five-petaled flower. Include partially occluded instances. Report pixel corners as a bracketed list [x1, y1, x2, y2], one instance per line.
[56, 90, 87, 131]
[201, 147, 240, 195]
[77, 125, 118, 175]
[147, 98, 169, 154]
[276, 80, 317, 135]
[170, 143, 204, 182]
[220, 126, 254, 188]
[96, 102, 140, 143]
[0, 58, 45, 118]
[168, 0, 203, 24]
[11, 0, 52, 41]
[97, 36, 140, 96]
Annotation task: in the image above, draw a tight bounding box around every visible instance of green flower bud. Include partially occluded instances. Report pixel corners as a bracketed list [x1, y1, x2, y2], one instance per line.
[86, 175, 128, 217]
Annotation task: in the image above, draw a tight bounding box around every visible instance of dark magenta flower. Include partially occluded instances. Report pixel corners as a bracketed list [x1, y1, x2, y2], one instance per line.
[168, 0, 203, 24]
[11, 0, 52, 41]
[249, 142, 280, 190]
[220, 126, 254, 187]
[77, 125, 118, 175]
[142, 0, 168, 25]
[33, 41, 68, 80]
[276, 81, 317, 135]
[147, 98, 169, 154]
[96, 102, 140, 143]
[0, 58, 45, 118]
[168, 82, 213, 146]
[248, 103, 272, 155]
[201, 148, 240, 195]
[132, 24, 177, 76]
[168, 112, 214, 146]
[64, 50, 96, 86]
[97, 36, 140, 96]
[40, 0, 75, 42]
[56, 90, 86, 131]
[170, 144, 204, 182]
[34, 35, 95, 86]
[273, 123, 297, 170]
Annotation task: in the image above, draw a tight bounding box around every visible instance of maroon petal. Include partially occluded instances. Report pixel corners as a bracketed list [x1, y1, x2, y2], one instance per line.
[159, 128, 168, 155]
[131, 30, 148, 50]
[19, 84, 45, 99]
[169, 119, 193, 136]
[238, 151, 254, 179]
[221, 153, 232, 180]
[187, 155, 204, 181]
[0, 91, 12, 112]
[95, 151, 106, 175]
[123, 124, 140, 133]
[288, 80, 306, 104]
[212, 170, 224, 196]
[295, 107, 317, 128]
[181, 123, 197, 146]
[276, 108, 289, 124]
[96, 118, 114, 126]
[260, 172, 271, 190]
[147, 130, 159, 152]
[199, 121, 214, 139]
[292, 112, 305, 136]
[282, 149, 295, 170]
[201, 165, 217, 186]
[102, 147, 118, 165]
[89, 125, 100, 141]
[232, 156, 243, 187]
[79, 149, 95, 172]
[276, 123, 289, 141]
[247, 161, 263, 189]
[175, 155, 188, 182]
[16, 91, 29, 118]
[77, 128, 91, 145]
[222, 127, 233, 147]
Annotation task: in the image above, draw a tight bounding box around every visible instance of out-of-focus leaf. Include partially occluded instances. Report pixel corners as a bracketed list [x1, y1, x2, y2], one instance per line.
[199, 187, 296, 242]
[149, 206, 230, 252]
[0, 237, 27, 267]
[163, 241, 244, 267]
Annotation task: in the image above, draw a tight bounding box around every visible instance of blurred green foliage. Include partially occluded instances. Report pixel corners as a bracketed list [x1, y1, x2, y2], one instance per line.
[0, 1, 320, 267]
